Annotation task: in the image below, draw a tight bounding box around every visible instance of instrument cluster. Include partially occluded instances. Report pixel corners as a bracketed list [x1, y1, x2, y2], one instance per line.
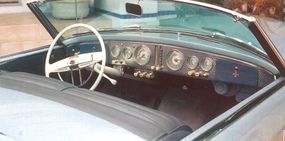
[109, 41, 216, 80]
[164, 50, 215, 73]
[162, 47, 215, 79]
[186, 56, 214, 77]
[109, 41, 153, 68]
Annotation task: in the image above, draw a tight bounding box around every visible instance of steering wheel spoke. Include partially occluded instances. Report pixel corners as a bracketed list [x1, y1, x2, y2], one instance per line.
[47, 52, 103, 74]
[77, 52, 104, 67]
[46, 57, 72, 74]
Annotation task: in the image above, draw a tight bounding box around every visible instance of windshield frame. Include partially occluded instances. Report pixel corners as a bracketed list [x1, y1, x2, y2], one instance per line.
[28, 1, 59, 39]
[28, 0, 257, 43]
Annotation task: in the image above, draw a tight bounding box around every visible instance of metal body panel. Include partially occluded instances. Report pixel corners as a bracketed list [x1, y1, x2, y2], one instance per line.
[209, 79, 285, 141]
[182, 77, 285, 140]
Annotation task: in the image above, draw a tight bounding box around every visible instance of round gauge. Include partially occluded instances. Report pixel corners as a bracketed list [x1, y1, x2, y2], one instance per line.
[166, 50, 185, 71]
[111, 45, 121, 58]
[201, 57, 214, 71]
[122, 47, 133, 59]
[134, 45, 151, 66]
[187, 56, 199, 69]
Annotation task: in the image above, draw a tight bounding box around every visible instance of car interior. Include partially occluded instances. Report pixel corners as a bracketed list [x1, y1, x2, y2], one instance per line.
[0, 33, 275, 131]
[0, 0, 277, 136]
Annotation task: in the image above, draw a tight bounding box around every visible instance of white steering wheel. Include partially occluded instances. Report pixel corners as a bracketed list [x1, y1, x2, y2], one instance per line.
[45, 23, 106, 90]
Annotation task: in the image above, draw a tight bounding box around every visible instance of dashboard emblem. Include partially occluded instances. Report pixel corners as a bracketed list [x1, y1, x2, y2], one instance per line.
[232, 66, 239, 78]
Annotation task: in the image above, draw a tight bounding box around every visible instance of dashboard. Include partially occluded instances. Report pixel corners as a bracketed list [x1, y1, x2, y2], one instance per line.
[107, 41, 274, 89]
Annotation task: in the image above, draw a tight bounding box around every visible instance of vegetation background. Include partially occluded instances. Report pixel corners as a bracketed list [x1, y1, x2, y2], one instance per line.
[196, 0, 284, 21]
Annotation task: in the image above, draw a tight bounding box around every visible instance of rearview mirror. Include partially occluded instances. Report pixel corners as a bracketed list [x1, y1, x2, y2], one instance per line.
[125, 3, 142, 16]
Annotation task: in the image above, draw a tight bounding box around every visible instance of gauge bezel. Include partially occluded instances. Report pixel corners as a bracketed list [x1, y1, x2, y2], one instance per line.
[134, 45, 151, 66]
[110, 45, 121, 58]
[166, 50, 185, 71]
[201, 57, 214, 72]
[187, 56, 199, 70]
[122, 47, 133, 60]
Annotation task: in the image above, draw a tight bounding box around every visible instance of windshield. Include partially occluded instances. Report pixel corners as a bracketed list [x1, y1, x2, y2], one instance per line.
[37, 0, 263, 51]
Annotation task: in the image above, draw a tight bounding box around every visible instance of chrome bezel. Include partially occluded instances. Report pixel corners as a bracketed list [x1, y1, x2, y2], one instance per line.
[110, 45, 121, 58]
[134, 45, 151, 66]
[122, 47, 133, 60]
[201, 57, 214, 72]
[187, 56, 199, 69]
[166, 50, 185, 71]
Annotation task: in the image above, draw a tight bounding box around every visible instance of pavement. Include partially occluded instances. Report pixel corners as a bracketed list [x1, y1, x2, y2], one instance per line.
[0, 12, 52, 56]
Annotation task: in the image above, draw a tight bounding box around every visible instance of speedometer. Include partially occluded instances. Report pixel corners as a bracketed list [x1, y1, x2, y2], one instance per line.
[134, 45, 151, 66]
[166, 50, 184, 71]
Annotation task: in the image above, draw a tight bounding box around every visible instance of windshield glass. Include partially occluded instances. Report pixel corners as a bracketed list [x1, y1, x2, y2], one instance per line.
[38, 0, 263, 51]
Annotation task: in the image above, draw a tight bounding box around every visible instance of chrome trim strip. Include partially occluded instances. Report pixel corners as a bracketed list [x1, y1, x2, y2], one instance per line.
[174, 0, 256, 22]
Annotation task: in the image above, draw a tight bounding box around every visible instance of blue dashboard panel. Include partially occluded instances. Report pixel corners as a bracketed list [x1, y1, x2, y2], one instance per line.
[215, 60, 258, 86]
[79, 43, 102, 53]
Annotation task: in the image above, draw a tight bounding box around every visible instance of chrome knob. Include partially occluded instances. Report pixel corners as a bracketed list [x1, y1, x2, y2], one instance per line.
[146, 72, 154, 79]
[139, 72, 147, 78]
[187, 70, 195, 76]
[134, 71, 141, 77]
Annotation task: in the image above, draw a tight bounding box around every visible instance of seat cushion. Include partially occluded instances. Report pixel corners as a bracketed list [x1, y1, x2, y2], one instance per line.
[0, 72, 192, 141]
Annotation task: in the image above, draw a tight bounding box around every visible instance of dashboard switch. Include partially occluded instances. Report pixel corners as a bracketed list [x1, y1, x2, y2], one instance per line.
[155, 66, 161, 71]
[139, 72, 147, 78]
[187, 70, 195, 76]
[203, 73, 209, 77]
[146, 72, 154, 79]
[134, 71, 141, 77]
[194, 71, 202, 77]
